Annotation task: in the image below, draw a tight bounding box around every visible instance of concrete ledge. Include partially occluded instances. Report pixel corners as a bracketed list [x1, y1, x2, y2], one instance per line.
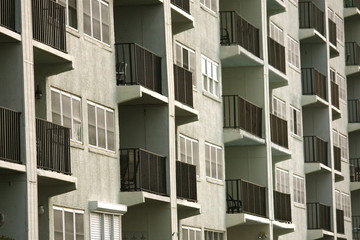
[350, 181, 360, 191]
[223, 128, 265, 146]
[226, 213, 270, 228]
[0, 160, 25, 173]
[302, 95, 328, 108]
[33, 40, 74, 65]
[273, 220, 295, 235]
[344, 7, 360, 18]
[346, 65, 360, 76]
[348, 123, 360, 133]
[299, 29, 326, 43]
[177, 198, 201, 219]
[175, 100, 199, 125]
[0, 26, 21, 43]
[269, 66, 288, 89]
[331, 105, 341, 120]
[305, 162, 331, 174]
[220, 45, 264, 67]
[119, 191, 170, 207]
[307, 229, 334, 239]
[334, 170, 344, 182]
[37, 169, 77, 185]
[89, 201, 127, 215]
[117, 85, 168, 105]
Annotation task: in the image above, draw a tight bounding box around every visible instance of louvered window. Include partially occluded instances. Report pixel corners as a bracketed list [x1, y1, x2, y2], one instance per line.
[179, 134, 199, 175]
[90, 212, 121, 240]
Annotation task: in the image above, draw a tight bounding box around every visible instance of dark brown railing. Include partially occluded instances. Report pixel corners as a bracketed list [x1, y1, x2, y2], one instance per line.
[304, 136, 328, 166]
[174, 64, 193, 107]
[268, 37, 286, 74]
[219, 11, 260, 58]
[0, 106, 21, 163]
[353, 216, 360, 239]
[345, 42, 360, 66]
[331, 81, 339, 109]
[307, 202, 331, 231]
[274, 190, 292, 222]
[223, 95, 262, 138]
[344, 0, 360, 9]
[299, 2, 325, 35]
[176, 161, 197, 201]
[337, 209, 344, 234]
[270, 114, 288, 148]
[0, 0, 16, 31]
[32, 0, 67, 52]
[350, 158, 360, 182]
[333, 146, 341, 172]
[36, 118, 71, 175]
[301, 68, 327, 101]
[115, 43, 162, 94]
[349, 99, 360, 123]
[171, 0, 190, 13]
[328, 19, 337, 47]
[120, 148, 167, 195]
[226, 179, 266, 217]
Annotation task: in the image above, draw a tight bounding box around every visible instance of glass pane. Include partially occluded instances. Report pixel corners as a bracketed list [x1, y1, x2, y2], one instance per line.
[83, 0, 91, 35]
[69, 0, 78, 29]
[217, 148, 223, 180]
[183, 49, 189, 70]
[75, 213, 84, 239]
[101, 3, 110, 44]
[180, 136, 186, 162]
[72, 98, 82, 142]
[92, 0, 101, 40]
[186, 138, 192, 164]
[52, 91, 62, 125]
[183, 228, 188, 240]
[97, 107, 106, 149]
[211, 146, 216, 178]
[54, 209, 63, 240]
[65, 211, 74, 239]
[88, 104, 97, 146]
[62, 95, 72, 130]
[201, 57, 207, 75]
[195, 231, 201, 240]
[176, 44, 182, 66]
[211, 0, 217, 11]
[205, 144, 210, 177]
[106, 110, 115, 151]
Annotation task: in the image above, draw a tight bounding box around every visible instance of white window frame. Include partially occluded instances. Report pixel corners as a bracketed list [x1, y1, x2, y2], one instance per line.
[287, 35, 300, 69]
[339, 133, 348, 160]
[176, 42, 196, 87]
[205, 142, 223, 180]
[335, 14, 344, 44]
[272, 96, 286, 120]
[90, 212, 121, 240]
[290, 106, 302, 136]
[288, 0, 298, 6]
[335, 191, 351, 218]
[179, 134, 199, 175]
[275, 168, 290, 194]
[57, 0, 78, 29]
[270, 22, 284, 45]
[200, 0, 218, 13]
[87, 101, 115, 152]
[202, 55, 220, 98]
[204, 230, 225, 240]
[336, 73, 346, 101]
[182, 226, 201, 240]
[293, 175, 305, 205]
[53, 206, 84, 240]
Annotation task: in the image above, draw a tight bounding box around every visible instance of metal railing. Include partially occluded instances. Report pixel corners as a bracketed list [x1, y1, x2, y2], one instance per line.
[274, 190, 292, 222]
[223, 95, 262, 138]
[304, 136, 328, 166]
[270, 114, 288, 148]
[344, 0, 360, 9]
[331, 81, 339, 109]
[32, 0, 67, 52]
[333, 146, 341, 172]
[225, 179, 266, 217]
[36, 118, 71, 175]
[301, 68, 327, 101]
[0, 0, 16, 31]
[345, 42, 360, 66]
[219, 11, 260, 58]
[307, 202, 331, 231]
[348, 99, 360, 123]
[0, 106, 21, 163]
[120, 148, 167, 195]
[350, 158, 360, 182]
[174, 64, 193, 107]
[336, 209, 344, 234]
[353, 216, 360, 239]
[268, 37, 286, 74]
[171, 0, 190, 13]
[176, 161, 197, 201]
[328, 19, 337, 47]
[299, 2, 325, 35]
[115, 43, 162, 94]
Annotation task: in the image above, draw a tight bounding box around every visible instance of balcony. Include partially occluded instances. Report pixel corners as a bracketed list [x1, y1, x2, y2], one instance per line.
[176, 161, 197, 201]
[344, 0, 360, 18]
[336, 209, 344, 234]
[301, 68, 328, 107]
[333, 146, 343, 181]
[304, 136, 330, 174]
[307, 203, 332, 238]
[328, 19, 339, 57]
[267, 0, 286, 15]
[219, 11, 262, 67]
[348, 99, 360, 132]
[270, 114, 289, 156]
[345, 42, 360, 76]
[273, 190, 291, 223]
[115, 43, 166, 105]
[170, 0, 193, 33]
[0, 0, 19, 42]
[353, 216, 360, 239]
[331, 81, 340, 118]
[268, 37, 287, 87]
[223, 95, 263, 146]
[299, 2, 326, 42]
[350, 158, 360, 191]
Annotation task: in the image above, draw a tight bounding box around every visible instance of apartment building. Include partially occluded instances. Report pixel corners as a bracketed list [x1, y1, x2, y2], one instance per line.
[0, 0, 359, 240]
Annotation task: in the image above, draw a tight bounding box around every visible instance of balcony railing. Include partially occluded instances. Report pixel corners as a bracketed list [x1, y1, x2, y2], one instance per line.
[274, 190, 292, 222]
[120, 148, 167, 195]
[223, 95, 262, 138]
[219, 11, 260, 58]
[345, 42, 360, 66]
[0, 106, 21, 163]
[349, 100, 360, 123]
[331, 81, 339, 109]
[344, 0, 360, 9]
[304, 136, 328, 166]
[36, 118, 71, 175]
[328, 19, 337, 47]
[350, 158, 360, 182]
[32, 0, 67, 52]
[268, 37, 286, 74]
[301, 68, 327, 101]
[336, 209, 344, 234]
[299, 2, 325, 35]
[171, 0, 190, 13]
[307, 202, 331, 231]
[270, 114, 288, 148]
[174, 64, 193, 107]
[333, 146, 341, 172]
[225, 179, 266, 218]
[176, 161, 197, 201]
[353, 216, 360, 239]
[115, 43, 162, 94]
[0, 0, 16, 31]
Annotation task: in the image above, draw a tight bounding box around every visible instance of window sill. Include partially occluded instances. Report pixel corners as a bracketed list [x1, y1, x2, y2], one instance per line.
[291, 133, 303, 142]
[202, 91, 221, 103]
[70, 141, 85, 150]
[66, 26, 80, 38]
[88, 146, 117, 159]
[206, 177, 224, 186]
[288, 64, 301, 74]
[200, 4, 218, 18]
[84, 34, 112, 53]
[345, 216, 351, 222]
[293, 202, 306, 210]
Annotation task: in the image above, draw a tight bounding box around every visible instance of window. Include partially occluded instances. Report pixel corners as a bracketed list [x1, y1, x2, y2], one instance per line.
[179, 135, 199, 175]
[176, 42, 196, 86]
[53, 206, 84, 240]
[205, 142, 223, 180]
[272, 97, 286, 120]
[290, 106, 302, 136]
[293, 175, 305, 204]
[339, 133, 348, 160]
[200, 0, 217, 13]
[275, 168, 289, 194]
[330, 68, 336, 82]
[336, 73, 346, 101]
[335, 191, 351, 218]
[202, 56, 220, 97]
[270, 22, 284, 45]
[333, 129, 339, 147]
[57, 0, 78, 29]
[51, 88, 82, 142]
[335, 14, 344, 44]
[204, 230, 224, 240]
[182, 226, 201, 240]
[83, 0, 110, 44]
[287, 36, 300, 69]
[87, 101, 115, 151]
[90, 212, 121, 240]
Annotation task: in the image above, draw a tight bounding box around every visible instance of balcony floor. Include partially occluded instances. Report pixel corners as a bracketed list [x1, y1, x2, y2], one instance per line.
[271, 143, 291, 162]
[0, 25, 21, 43]
[177, 198, 201, 219]
[226, 213, 269, 228]
[175, 100, 199, 125]
[335, 170, 344, 182]
[307, 229, 334, 240]
[344, 7, 360, 18]
[332, 106, 341, 120]
[0, 160, 25, 173]
[117, 85, 168, 105]
[267, 0, 286, 15]
[351, 181, 360, 191]
[223, 128, 265, 146]
[299, 29, 326, 43]
[220, 45, 264, 68]
[171, 4, 194, 34]
[346, 65, 360, 76]
[115, 0, 163, 6]
[37, 169, 77, 196]
[273, 220, 295, 235]
[305, 162, 331, 174]
[119, 191, 170, 207]
[302, 95, 328, 108]
[329, 43, 340, 58]
[269, 66, 288, 89]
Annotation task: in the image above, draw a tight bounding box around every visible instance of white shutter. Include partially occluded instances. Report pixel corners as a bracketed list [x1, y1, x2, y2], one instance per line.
[90, 213, 102, 240]
[113, 215, 121, 240]
[104, 214, 112, 240]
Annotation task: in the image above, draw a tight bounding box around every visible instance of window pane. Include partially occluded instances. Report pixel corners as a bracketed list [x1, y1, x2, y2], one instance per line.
[52, 91, 62, 125]
[72, 98, 82, 142]
[54, 209, 63, 240]
[186, 138, 192, 164]
[211, 146, 216, 178]
[106, 110, 115, 151]
[217, 148, 223, 180]
[92, 0, 101, 40]
[65, 211, 74, 239]
[83, 0, 91, 35]
[90, 213, 101, 240]
[101, 3, 110, 44]
[75, 213, 84, 240]
[183, 228, 188, 240]
[62, 95, 72, 130]
[193, 141, 199, 175]
[88, 104, 97, 146]
[180, 136, 186, 162]
[113, 216, 120, 240]
[97, 107, 106, 149]
[205, 144, 210, 177]
[183, 49, 189, 70]
[68, 0, 78, 29]
[104, 214, 112, 240]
